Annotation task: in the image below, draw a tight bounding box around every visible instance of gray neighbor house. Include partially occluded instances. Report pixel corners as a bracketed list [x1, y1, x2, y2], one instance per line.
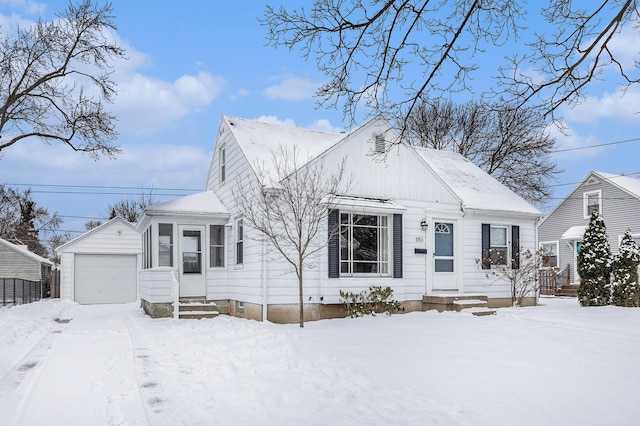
[538, 171, 640, 284]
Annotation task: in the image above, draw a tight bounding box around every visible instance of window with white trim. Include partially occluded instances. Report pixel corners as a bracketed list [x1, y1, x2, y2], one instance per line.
[158, 223, 174, 267]
[490, 226, 508, 265]
[340, 213, 390, 275]
[584, 190, 601, 218]
[540, 241, 558, 268]
[236, 218, 243, 265]
[209, 225, 224, 267]
[219, 145, 226, 185]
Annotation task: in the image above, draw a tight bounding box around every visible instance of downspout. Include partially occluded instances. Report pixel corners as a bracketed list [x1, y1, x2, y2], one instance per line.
[262, 236, 268, 321]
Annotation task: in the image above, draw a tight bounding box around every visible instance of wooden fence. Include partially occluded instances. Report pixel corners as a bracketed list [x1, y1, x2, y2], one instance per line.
[1, 278, 42, 306]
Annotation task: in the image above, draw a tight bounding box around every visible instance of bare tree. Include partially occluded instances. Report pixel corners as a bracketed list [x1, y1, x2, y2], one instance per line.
[480, 247, 542, 307]
[0, 0, 126, 158]
[407, 99, 559, 205]
[107, 191, 156, 223]
[235, 145, 348, 328]
[84, 220, 103, 230]
[263, 1, 639, 130]
[0, 185, 62, 257]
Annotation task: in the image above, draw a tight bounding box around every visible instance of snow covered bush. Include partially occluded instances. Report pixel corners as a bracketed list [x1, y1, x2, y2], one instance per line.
[611, 230, 640, 307]
[340, 286, 404, 318]
[577, 211, 612, 306]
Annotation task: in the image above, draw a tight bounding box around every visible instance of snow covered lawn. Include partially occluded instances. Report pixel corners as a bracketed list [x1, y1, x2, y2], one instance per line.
[1, 297, 639, 425]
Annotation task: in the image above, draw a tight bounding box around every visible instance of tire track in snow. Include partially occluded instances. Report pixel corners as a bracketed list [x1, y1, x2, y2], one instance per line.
[123, 316, 198, 426]
[0, 318, 69, 423]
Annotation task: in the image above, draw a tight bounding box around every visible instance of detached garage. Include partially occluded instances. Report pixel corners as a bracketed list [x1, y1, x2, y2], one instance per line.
[56, 217, 141, 304]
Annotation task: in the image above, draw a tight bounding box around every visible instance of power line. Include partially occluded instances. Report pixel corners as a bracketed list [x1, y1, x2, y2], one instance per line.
[553, 136, 640, 153]
[1, 182, 201, 192]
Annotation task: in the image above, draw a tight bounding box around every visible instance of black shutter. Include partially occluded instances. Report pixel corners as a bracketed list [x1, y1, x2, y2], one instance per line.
[511, 225, 520, 269]
[393, 214, 403, 278]
[328, 209, 339, 278]
[481, 224, 491, 269]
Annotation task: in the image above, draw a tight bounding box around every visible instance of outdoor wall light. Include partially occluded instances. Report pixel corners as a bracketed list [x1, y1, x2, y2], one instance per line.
[420, 219, 428, 231]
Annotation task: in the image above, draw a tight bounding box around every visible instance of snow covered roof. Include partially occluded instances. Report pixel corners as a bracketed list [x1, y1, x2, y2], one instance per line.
[412, 147, 541, 216]
[594, 171, 640, 199]
[145, 191, 228, 217]
[0, 238, 53, 265]
[561, 225, 587, 240]
[223, 116, 345, 186]
[56, 217, 138, 253]
[539, 170, 640, 228]
[331, 195, 407, 214]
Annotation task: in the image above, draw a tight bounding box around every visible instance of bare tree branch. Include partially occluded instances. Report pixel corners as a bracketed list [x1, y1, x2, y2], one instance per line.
[263, 1, 639, 131]
[235, 145, 349, 327]
[407, 99, 559, 205]
[0, 0, 126, 159]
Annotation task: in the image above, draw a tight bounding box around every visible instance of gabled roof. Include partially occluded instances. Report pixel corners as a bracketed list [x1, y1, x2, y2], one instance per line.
[539, 170, 640, 227]
[594, 171, 640, 198]
[220, 115, 539, 217]
[144, 191, 229, 217]
[223, 116, 345, 185]
[0, 238, 53, 265]
[412, 147, 541, 216]
[56, 216, 138, 253]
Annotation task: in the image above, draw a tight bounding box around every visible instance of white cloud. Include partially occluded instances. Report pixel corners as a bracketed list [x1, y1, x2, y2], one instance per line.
[547, 122, 604, 161]
[263, 75, 319, 101]
[0, 0, 45, 15]
[111, 64, 226, 135]
[230, 88, 250, 102]
[594, 23, 640, 70]
[562, 86, 640, 124]
[307, 119, 343, 133]
[255, 115, 297, 127]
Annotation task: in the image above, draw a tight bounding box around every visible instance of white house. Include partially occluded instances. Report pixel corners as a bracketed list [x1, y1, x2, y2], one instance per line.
[56, 217, 141, 304]
[137, 115, 542, 322]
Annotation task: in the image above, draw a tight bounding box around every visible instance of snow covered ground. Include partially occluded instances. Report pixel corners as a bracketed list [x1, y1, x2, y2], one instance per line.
[1, 297, 639, 425]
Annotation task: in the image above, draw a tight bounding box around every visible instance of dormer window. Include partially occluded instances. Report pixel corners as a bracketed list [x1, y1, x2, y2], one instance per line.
[584, 190, 601, 218]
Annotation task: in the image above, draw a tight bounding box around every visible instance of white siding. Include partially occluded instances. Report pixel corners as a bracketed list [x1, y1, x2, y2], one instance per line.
[0, 244, 42, 281]
[57, 218, 141, 302]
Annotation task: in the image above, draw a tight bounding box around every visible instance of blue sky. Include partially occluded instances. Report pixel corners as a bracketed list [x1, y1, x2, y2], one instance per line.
[1, 0, 640, 238]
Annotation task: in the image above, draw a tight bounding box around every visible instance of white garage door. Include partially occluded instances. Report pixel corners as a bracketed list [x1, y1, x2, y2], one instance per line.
[74, 254, 137, 304]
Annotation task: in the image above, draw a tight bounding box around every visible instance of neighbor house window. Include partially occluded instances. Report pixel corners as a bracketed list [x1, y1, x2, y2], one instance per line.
[540, 241, 558, 268]
[584, 190, 601, 218]
[158, 224, 173, 267]
[209, 225, 225, 267]
[340, 213, 390, 275]
[236, 219, 244, 265]
[219, 145, 226, 184]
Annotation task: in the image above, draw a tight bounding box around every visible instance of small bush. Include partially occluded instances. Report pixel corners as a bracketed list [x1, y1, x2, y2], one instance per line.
[340, 286, 404, 318]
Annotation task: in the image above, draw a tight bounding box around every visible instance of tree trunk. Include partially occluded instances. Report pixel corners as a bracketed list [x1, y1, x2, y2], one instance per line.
[298, 268, 304, 328]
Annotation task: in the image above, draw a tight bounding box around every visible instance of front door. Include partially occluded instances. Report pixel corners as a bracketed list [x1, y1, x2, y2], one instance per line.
[179, 225, 206, 298]
[432, 222, 457, 291]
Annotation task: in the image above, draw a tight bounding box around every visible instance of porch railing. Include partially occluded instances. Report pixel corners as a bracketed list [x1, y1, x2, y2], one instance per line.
[538, 264, 571, 295]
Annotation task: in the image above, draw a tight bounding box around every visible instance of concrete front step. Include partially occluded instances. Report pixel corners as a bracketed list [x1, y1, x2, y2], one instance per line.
[423, 293, 490, 312]
[178, 301, 219, 319]
[452, 299, 488, 311]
